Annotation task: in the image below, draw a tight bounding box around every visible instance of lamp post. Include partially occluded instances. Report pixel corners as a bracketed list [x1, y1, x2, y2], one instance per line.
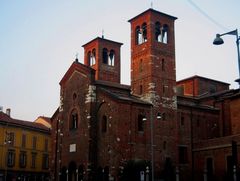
[143, 107, 161, 181]
[150, 107, 154, 181]
[213, 29, 240, 86]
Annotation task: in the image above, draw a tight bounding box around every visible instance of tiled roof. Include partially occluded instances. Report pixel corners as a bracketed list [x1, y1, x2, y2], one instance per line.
[0, 112, 50, 133]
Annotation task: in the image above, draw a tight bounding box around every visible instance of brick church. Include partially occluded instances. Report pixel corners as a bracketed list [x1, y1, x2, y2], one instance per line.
[50, 8, 240, 181]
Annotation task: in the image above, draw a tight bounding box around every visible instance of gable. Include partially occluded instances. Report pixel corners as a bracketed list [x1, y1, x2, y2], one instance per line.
[59, 61, 95, 87]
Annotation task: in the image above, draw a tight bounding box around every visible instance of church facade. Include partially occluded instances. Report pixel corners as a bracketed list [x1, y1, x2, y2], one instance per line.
[50, 8, 240, 181]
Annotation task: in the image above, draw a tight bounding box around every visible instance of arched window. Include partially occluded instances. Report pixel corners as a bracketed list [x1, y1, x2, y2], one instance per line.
[102, 48, 108, 64]
[88, 49, 96, 66]
[155, 22, 161, 41]
[109, 50, 115, 66]
[70, 109, 78, 130]
[142, 23, 147, 43]
[90, 49, 96, 66]
[87, 51, 91, 65]
[162, 24, 168, 44]
[135, 26, 141, 45]
[155, 22, 168, 44]
[102, 115, 107, 133]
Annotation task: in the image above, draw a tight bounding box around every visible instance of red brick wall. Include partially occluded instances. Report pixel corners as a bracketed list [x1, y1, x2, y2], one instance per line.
[83, 38, 121, 83]
[193, 135, 240, 181]
[230, 97, 240, 134]
[59, 69, 93, 175]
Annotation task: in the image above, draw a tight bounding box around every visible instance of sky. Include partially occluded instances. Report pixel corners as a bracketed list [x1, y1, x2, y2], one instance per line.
[0, 0, 240, 121]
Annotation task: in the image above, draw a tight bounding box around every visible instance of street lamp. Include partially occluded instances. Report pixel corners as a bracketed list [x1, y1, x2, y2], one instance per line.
[213, 29, 240, 86]
[143, 108, 162, 181]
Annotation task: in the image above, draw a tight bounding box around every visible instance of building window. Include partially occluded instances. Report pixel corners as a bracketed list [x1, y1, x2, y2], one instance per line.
[5, 132, 14, 146]
[162, 24, 168, 44]
[138, 114, 145, 132]
[155, 21, 161, 41]
[32, 136, 37, 150]
[109, 50, 115, 66]
[102, 115, 107, 133]
[88, 49, 96, 66]
[7, 150, 15, 167]
[102, 48, 115, 66]
[102, 48, 108, 64]
[155, 22, 168, 44]
[42, 154, 49, 169]
[19, 151, 27, 168]
[178, 146, 188, 164]
[31, 153, 37, 168]
[44, 139, 48, 152]
[70, 109, 78, 130]
[136, 26, 141, 45]
[135, 23, 147, 45]
[22, 134, 26, 148]
[142, 23, 147, 43]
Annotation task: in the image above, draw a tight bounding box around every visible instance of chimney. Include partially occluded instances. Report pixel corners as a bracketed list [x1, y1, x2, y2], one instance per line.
[6, 108, 11, 117]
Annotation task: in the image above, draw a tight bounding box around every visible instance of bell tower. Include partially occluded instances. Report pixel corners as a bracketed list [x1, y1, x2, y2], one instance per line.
[129, 8, 177, 101]
[129, 8, 178, 169]
[82, 37, 123, 83]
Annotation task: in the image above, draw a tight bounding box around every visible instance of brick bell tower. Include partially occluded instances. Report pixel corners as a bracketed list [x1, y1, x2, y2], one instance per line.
[82, 37, 123, 83]
[129, 8, 178, 171]
[129, 8, 177, 101]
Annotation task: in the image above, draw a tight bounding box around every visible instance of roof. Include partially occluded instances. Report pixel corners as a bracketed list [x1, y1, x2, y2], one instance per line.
[82, 37, 123, 47]
[177, 99, 219, 112]
[177, 75, 230, 86]
[95, 80, 130, 91]
[99, 87, 151, 105]
[59, 61, 95, 86]
[36, 116, 51, 124]
[94, 80, 151, 105]
[0, 112, 50, 133]
[34, 116, 52, 129]
[128, 8, 177, 22]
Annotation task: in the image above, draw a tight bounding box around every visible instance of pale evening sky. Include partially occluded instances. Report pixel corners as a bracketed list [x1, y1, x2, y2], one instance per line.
[0, 0, 240, 121]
